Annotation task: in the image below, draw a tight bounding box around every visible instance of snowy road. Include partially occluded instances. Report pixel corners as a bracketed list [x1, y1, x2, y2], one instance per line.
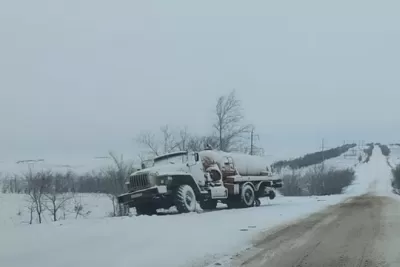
[224, 147, 400, 267]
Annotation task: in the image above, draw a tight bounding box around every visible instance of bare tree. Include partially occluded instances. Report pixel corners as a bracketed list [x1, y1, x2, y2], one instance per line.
[213, 90, 252, 152]
[177, 126, 190, 151]
[43, 174, 74, 222]
[186, 135, 205, 152]
[185, 134, 220, 151]
[160, 125, 180, 154]
[73, 196, 91, 219]
[25, 170, 50, 224]
[104, 152, 135, 216]
[137, 124, 183, 156]
[137, 131, 160, 156]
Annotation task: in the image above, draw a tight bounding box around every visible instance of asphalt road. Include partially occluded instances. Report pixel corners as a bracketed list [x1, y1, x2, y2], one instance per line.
[229, 194, 400, 267]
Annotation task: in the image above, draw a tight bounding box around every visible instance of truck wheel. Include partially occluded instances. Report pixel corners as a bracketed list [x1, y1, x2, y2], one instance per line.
[136, 204, 157, 216]
[240, 184, 255, 208]
[268, 190, 276, 200]
[200, 200, 218, 210]
[174, 185, 197, 213]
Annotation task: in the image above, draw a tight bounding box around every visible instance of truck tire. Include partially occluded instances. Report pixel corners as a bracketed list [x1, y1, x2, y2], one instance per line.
[240, 184, 255, 208]
[200, 200, 218, 210]
[268, 190, 276, 200]
[136, 204, 157, 216]
[174, 185, 197, 213]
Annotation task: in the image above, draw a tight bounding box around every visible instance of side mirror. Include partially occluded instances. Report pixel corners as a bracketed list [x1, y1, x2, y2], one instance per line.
[194, 153, 199, 162]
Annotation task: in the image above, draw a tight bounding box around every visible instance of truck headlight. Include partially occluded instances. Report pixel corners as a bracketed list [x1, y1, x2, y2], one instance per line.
[157, 176, 172, 185]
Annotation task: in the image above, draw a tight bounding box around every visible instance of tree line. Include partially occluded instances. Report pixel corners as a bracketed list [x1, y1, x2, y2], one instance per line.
[377, 143, 390, 156]
[1, 152, 134, 223]
[272, 143, 357, 171]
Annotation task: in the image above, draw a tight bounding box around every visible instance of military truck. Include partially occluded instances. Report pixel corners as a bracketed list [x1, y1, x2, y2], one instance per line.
[117, 150, 282, 215]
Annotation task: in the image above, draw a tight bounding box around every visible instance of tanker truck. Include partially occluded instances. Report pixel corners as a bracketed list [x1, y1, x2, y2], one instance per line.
[117, 149, 283, 215]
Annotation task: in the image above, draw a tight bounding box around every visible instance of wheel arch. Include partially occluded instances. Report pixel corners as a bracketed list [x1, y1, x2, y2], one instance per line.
[169, 175, 202, 197]
[255, 181, 272, 192]
[241, 181, 256, 192]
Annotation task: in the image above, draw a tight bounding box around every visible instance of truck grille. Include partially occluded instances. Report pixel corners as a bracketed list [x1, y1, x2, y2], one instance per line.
[129, 173, 150, 191]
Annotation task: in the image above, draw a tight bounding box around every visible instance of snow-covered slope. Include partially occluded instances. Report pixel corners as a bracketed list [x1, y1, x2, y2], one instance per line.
[278, 145, 364, 177]
[344, 146, 393, 196]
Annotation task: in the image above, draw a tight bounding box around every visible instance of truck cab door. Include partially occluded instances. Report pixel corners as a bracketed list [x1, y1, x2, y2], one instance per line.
[188, 152, 206, 186]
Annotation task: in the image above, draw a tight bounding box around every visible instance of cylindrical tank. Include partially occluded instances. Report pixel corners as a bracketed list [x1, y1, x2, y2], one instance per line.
[199, 150, 272, 176]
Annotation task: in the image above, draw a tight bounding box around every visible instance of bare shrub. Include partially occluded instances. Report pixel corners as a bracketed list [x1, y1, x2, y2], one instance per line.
[103, 152, 135, 217]
[391, 164, 400, 194]
[363, 143, 374, 163]
[304, 165, 326, 196]
[1, 174, 26, 193]
[73, 196, 91, 219]
[280, 166, 355, 196]
[25, 170, 51, 224]
[378, 144, 390, 156]
[320, 168, 355, 195]
[43, 172, 75, 221]
[279, 172, 303, 196]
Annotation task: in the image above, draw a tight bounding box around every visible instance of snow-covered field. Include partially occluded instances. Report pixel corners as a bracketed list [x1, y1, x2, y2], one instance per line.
[0, 193, 115, 227]
[0, 146, 395, 267]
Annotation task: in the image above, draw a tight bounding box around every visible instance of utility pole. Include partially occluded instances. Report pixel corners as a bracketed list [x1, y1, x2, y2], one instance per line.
[250, 129, 254, 155]
[321, 138, 325, 169]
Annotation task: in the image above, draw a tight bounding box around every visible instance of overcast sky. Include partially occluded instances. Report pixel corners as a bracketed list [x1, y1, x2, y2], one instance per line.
[1, 0, 400, 162]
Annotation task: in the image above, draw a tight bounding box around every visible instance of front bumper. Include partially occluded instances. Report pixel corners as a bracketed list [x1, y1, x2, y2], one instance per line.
[117, 186, 168, 206]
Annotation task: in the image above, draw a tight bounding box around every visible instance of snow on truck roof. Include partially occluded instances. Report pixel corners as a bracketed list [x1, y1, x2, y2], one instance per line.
[153, 151, 188, 161]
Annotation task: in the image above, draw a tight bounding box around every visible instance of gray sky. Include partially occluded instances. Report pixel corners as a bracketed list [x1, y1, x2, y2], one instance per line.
[1, 0, 400, 162]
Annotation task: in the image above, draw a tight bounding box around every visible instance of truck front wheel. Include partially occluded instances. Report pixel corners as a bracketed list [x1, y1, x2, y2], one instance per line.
[174, 185, 197, 213]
